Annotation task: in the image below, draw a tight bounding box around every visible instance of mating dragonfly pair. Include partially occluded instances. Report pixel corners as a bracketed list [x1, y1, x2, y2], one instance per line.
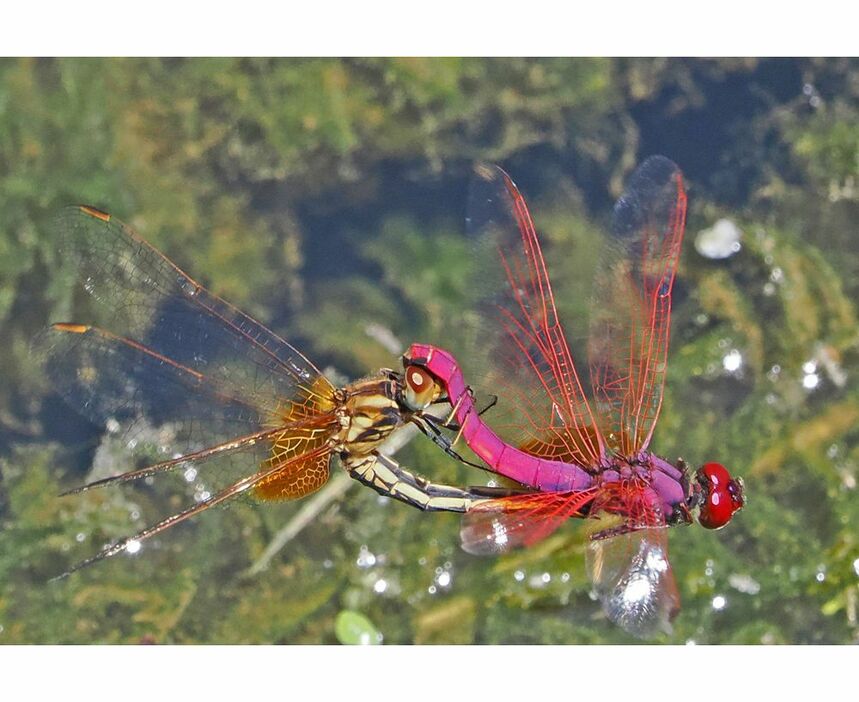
[42, 156, 744, 637]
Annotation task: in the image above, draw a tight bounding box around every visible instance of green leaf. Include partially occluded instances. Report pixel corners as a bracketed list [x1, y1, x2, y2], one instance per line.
[334, 610, 382, 645]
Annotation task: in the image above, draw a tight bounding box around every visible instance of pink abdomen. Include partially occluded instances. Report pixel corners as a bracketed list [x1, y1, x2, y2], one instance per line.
[408, 344, 594, 492]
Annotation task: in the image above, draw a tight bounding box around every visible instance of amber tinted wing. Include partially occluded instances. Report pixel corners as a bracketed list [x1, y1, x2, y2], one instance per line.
[254, 403, 337, 501]
[456, 166, 605, 468]
[587, 157, 687, 456]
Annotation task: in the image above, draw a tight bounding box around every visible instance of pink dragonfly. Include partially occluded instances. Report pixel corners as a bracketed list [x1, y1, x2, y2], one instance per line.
[401, 156, 745, 637]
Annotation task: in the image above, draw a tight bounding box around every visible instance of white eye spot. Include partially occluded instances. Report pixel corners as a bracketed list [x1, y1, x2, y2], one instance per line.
[126, 540, 141, 555]
[410, 371, 424, 387]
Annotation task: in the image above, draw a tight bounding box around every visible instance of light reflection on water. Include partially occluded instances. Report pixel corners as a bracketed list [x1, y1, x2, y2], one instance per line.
[356, 546, 377, 569]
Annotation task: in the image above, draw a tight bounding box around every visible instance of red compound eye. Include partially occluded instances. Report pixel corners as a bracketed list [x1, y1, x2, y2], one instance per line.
[697, 462, 744, 529]
[701, 462, 731, 489]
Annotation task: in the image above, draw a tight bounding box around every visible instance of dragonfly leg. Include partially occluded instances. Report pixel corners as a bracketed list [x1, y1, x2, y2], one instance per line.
[438, 389, 474, 448]
[589, 522, 642, 541]
[426, 386, 474, 432]
[477, 394, 498, 417]
[344, 453, 485, 513]
[407, 415, 486, 471]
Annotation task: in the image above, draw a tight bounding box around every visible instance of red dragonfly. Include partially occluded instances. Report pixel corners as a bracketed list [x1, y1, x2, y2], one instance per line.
[41, 205, 486, 579]
[402, 157, 745, 637]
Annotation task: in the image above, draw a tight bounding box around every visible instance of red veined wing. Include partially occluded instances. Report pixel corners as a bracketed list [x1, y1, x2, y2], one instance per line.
[40, 205, 336, 468]
[460, 489, 598, 555]
[585, 480, 679, 638]
[587, 157, 687, 456]
[452, 165, 605, 469]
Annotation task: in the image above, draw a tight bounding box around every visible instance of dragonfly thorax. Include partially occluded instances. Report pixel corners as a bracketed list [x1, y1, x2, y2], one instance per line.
[597, 453, 694, 527]
[334, 375, 408, 457]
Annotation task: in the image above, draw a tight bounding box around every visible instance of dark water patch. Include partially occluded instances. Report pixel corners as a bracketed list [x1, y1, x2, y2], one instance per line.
[633, 58, 805, 205]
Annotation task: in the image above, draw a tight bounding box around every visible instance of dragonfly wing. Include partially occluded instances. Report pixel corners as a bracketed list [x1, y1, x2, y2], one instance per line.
[451, 165, 605, 468]
[254, 417, 336, 501]
[585, 480, 679, 638]
[585, 525, 679, 638]
[38, 323, 338, 477]
[52, 205, 333, 420]
[587, 157, 687, 455]
[42, 206, 338, 471]
[53, 369, 340, 503]
[460, 489, 597, 555]
[54, 443, 334, 579]
[40, 323, 267, 441]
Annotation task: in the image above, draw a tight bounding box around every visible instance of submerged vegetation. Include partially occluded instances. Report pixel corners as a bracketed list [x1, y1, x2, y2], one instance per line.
[0, 58, 857, 643]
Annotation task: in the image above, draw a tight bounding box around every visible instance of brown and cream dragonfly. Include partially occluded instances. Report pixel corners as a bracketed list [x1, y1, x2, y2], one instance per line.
[41, 205, 488, 578]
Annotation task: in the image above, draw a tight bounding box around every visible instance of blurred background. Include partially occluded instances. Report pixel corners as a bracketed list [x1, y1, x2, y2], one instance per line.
[0, 57, 857, 644]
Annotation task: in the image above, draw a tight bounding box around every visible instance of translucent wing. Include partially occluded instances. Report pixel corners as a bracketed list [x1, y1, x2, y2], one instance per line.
[53, 442, 334, 579]
[41, 323, 270, 444]
[585, 480, 679, 638]
[455, 166, 605, 469]
[587, 157, 687, 456]
[42, 323, 341, 501]
[54, 205, 332, 417]
[42, 205, 337, 466]
[585, 526, 679, 639]
[460, 489, 597, 555]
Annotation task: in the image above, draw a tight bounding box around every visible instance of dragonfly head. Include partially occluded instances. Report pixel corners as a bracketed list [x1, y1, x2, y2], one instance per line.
[400, 364, 442, 411]
[695, 462, 745, 529]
